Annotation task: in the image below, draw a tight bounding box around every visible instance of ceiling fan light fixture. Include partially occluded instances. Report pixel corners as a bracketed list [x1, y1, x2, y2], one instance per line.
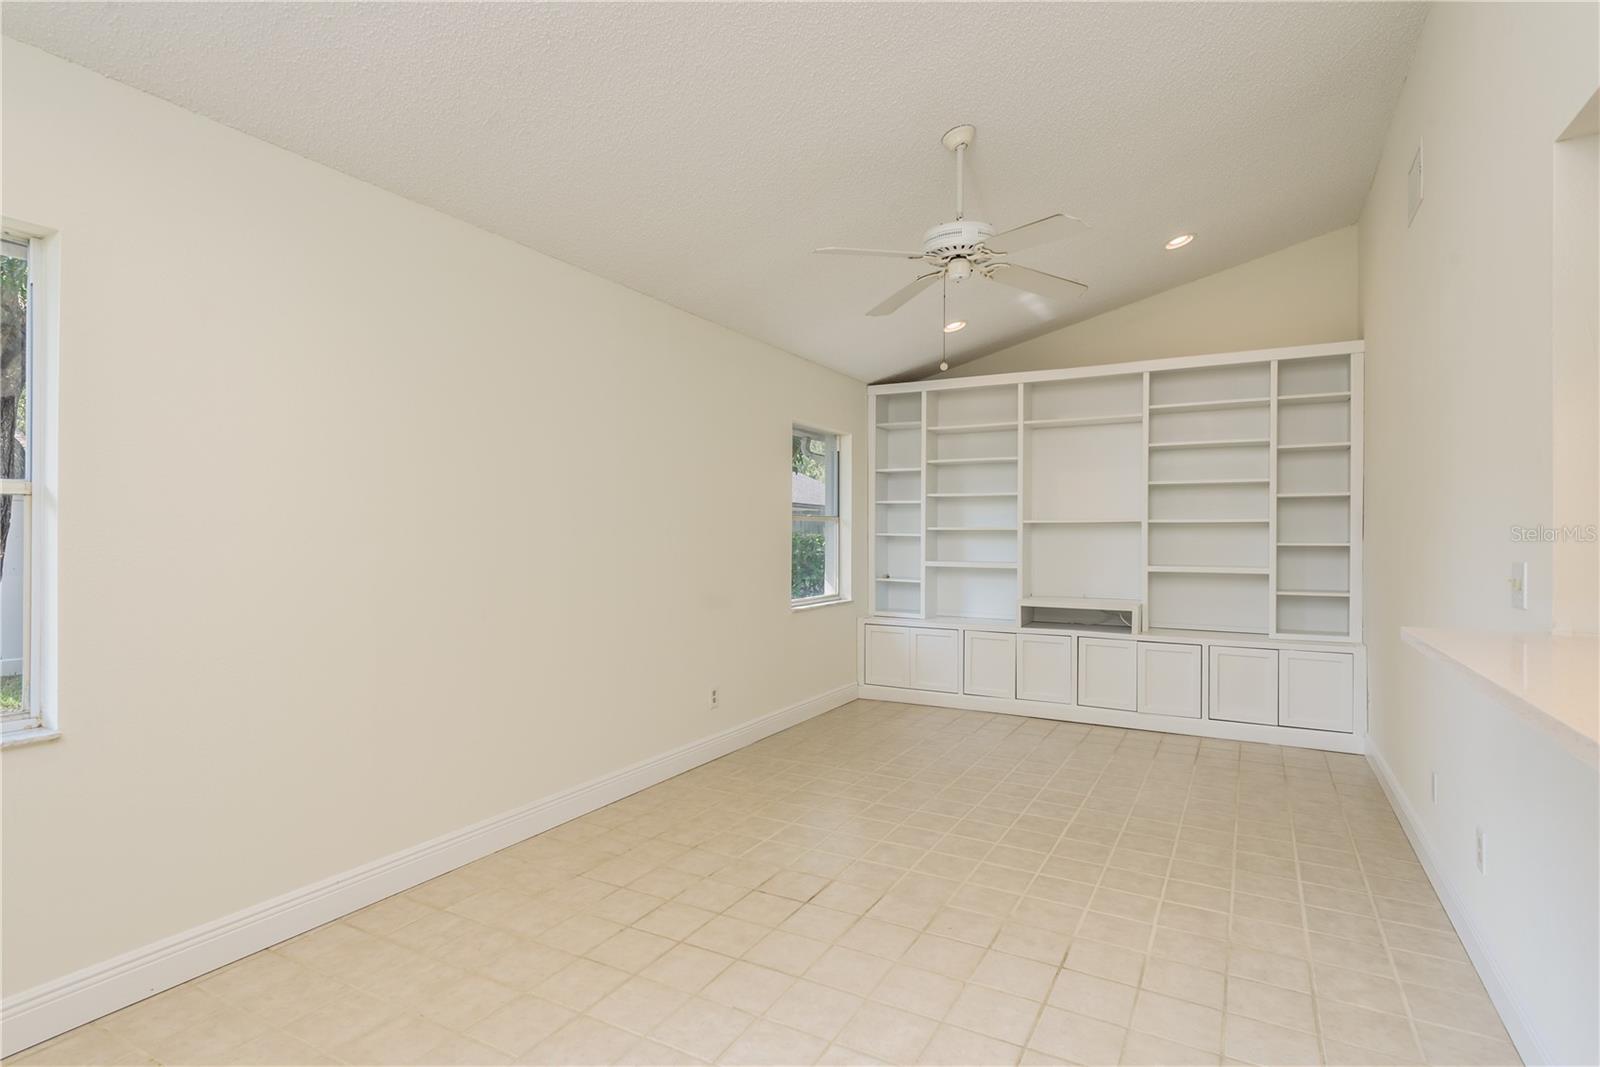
[1164, 233, 1196, 250]
[943, 320, 967, 334]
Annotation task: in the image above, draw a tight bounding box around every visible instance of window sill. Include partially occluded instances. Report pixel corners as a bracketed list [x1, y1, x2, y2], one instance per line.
[2, 725, 61, 750]
[792, 596, 852, 613]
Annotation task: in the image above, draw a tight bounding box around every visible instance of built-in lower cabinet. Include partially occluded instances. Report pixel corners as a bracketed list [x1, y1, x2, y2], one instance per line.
[860, 620, 1360, 747]
[1209, 645, 1279, 725]
[964, 631, 1017, 699]
[1137, 642, 1202, 718]
[1078, 638, 1137, 711]
[1017, 633, 1074, 703]
[862, 625, 912, 689]
[863, 624, 959, 693]
[1280, 649, 1354, 731]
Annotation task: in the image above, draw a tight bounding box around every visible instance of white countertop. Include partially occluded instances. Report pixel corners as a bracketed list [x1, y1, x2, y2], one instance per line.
[1402, 627, 1598, 767]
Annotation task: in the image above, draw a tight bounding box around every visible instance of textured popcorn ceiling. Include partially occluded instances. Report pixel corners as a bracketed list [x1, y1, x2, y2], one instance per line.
[4, 2, 1424, 382]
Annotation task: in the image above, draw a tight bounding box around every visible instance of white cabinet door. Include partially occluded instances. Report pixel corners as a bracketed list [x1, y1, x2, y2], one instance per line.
[1017, 634, 1074, 704]
[1209, 646, 1279, 725]
[1077, 637, 1137, 711]
[910, 628, 960, 693]
[862, 625, 912, 688]
[1137, 642, 1202, 718]
[1280, 650, 1354, 732]
[964, 631, 1017, 699]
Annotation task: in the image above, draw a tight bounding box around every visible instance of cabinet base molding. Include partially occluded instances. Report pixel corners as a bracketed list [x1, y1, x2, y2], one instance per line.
[858, 683, 1365, 754]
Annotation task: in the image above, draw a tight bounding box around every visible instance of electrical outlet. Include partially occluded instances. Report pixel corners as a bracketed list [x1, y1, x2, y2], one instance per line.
[1475, 828, 1487, 874]
[709, 688, 719, 710]
[1510, 562, 1529, 610]
[1430, 772, 1438, 804]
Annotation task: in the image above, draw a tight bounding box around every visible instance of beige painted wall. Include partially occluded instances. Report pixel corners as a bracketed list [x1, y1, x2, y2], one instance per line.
[1552, 116, 1598, 635]
[1358, 4, 1598, 1063]
[934, 226, 1358, 378]
[0, 41, 866, 996]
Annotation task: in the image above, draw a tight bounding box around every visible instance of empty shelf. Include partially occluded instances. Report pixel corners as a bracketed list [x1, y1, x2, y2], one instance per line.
[1024, 414, 1143, 428]
[1021, 595, 1141, 610]
[875, 467, 920, 473]
[1147, 397, 1270, 413]
[1149, 438, 1270, 450]
[1149, 566, 1269, 575]
[1024, 517, 1141, 525]
[875, 532, 919, 538]
[877, 500, 921, 505]
[1149, 479, 1270, 486]
[1278, 541, 1351, 548]
[876, 421, 922, 430]
[1148, 519, 1268, 525]
[1278, 491, 1351, 499]
[927, 492, 1018, 498]
[1277, 391, 1351, 405]
[875, 577, 920, 583]
[928, 526, 1016, 532]
[1278, 441, 1351, 452]
[926, 456, 1018, 465]
[925, 561, 1017, 569]
[1277, 589, 1351, 598]
[928, 421, 1018, 434]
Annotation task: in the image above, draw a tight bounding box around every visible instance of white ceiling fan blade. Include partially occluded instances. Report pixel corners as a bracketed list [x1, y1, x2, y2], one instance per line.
[815, 246, 927, 259]
[867, 272, 942, 317]
[985, 213, 1087, 254]
[986, 263, 1089, 302]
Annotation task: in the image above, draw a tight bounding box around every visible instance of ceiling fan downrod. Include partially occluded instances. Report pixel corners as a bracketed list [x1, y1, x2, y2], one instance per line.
[943, 124, 975, 221]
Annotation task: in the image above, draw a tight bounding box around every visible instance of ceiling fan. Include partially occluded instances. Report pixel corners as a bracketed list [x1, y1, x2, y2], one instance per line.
[816, 124, 1089, 318]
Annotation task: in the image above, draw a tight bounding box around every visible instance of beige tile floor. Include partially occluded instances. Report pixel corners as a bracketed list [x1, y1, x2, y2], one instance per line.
[10, 700, 1520, 1067]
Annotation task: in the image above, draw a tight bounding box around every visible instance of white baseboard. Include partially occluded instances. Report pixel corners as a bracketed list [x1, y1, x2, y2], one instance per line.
[0, 682, 858, 1058]
[1365, 746, 1546, 1066]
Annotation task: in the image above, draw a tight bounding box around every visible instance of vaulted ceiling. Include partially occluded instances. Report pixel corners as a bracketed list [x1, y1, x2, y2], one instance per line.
[3, 2, 1425, 381]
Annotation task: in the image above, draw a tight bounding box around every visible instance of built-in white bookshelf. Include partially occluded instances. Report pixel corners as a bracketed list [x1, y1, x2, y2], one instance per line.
[868, 343, 1363, 640]
[1274, 354, 1356, 637]
[1021, 373, 1143, 618]
[923, 385, 1019, 619]
[872, 392, 924, 615]
[1143, 362, 1273, 633]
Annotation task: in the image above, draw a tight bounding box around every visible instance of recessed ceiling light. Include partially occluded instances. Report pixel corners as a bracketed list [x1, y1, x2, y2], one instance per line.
[943, 320, 968, 333]
[1164, 233, 1195, 250]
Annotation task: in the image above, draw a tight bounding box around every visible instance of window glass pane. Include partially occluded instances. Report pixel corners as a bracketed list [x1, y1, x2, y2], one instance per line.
[0, 495, 26, 724]
[791, 517, 838, 601]
[792, 428, 835, 516]
[1, 239, 27, 484]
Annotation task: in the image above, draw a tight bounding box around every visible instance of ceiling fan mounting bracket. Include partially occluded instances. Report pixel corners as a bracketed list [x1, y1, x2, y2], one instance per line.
[941, 124, 976, 152]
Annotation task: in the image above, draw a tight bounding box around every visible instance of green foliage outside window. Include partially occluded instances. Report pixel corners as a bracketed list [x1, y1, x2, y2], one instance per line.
[791, 526, 827, 599]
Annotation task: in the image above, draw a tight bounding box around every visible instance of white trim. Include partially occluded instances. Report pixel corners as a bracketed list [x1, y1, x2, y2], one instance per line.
[790, 596, 851, 613]
[1366, 747, 1546, 1067]
[0, 682, 858, 1058]
[0, 725, 59, 750]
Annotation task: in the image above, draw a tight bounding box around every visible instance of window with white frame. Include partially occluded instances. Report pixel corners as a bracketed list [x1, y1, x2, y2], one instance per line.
[1, 234, 37, 736]
[791, 425, 845, 605]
